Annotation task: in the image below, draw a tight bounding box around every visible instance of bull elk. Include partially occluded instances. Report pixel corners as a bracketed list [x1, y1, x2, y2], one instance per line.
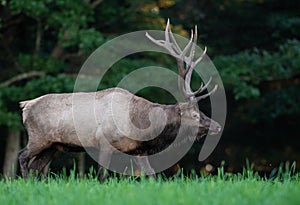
[18, 20, 221, 179]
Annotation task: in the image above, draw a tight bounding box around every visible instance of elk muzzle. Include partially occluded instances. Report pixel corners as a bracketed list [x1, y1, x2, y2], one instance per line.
[208, 119, 222, 135]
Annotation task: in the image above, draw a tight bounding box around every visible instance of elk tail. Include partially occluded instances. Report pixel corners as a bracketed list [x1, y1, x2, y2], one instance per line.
[20, 101, 29, 109]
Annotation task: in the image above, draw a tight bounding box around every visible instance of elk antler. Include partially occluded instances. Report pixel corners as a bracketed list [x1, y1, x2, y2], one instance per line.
[146, 19, 217, 102]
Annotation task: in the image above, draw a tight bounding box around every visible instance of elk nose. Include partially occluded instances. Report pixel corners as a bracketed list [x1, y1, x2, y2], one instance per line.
[209, 120, 222, 134]
[217, 125, 222, 133]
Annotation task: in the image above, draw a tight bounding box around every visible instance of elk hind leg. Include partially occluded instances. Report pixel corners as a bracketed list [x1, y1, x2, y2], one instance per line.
[28, 147, 57, 177]
[18, 147, 31, 178]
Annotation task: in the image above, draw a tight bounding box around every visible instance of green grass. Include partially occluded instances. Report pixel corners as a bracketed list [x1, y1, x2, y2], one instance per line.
[1, 166, 300, 205]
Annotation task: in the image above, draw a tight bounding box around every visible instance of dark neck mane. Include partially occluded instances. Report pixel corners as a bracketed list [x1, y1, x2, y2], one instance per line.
[127, 103, 182, 155]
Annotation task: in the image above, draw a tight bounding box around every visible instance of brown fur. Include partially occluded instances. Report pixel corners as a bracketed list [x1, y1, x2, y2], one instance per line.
[18, 88, 221, 178]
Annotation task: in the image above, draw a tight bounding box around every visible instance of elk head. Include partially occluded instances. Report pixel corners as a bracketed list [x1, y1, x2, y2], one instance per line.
[146, 19, 221, 138]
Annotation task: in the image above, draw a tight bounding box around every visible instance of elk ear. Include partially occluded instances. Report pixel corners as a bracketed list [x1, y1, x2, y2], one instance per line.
[178, 102, 189, 115]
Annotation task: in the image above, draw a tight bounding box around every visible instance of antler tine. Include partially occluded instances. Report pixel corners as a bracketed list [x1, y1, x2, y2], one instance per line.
[195, 84, 218, 101]
[166, 20, 188, 98]
[146, 19, 217, 101]
[168, 27, 182, 55]
[146, 19, 180, 58]
[146, 19, 192, 77]
[177, 29, 195, 96]
[184, 61, 193, 94]
[165, 19, 171, 47]
[177, 29, 197, 99]
[184, 26, 199, 95]
[190, 77, 212, 96]
[166, 20, 187, 82]
[185, 77, 213, 98]
[186, 25, 198, 67]
[145, 32, 164, 47]
[194, 46, 207, 66]
[180, 30, 194, 60]
[183, 46, 207, 97]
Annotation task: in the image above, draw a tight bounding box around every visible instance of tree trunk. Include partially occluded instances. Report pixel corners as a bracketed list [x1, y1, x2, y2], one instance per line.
[51, 43, 64, 59]
[3, 129, 20, 179]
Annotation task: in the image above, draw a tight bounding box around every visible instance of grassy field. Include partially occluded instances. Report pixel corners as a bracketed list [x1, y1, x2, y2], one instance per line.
[1, 167, 300, 205]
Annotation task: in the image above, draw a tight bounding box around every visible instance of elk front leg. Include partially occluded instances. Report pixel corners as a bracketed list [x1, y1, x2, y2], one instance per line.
[134, 156, 156, 179]
[97, 149, 112, 182]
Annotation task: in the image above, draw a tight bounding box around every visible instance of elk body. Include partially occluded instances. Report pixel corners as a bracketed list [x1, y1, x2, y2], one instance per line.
[18, 20, 222, 178]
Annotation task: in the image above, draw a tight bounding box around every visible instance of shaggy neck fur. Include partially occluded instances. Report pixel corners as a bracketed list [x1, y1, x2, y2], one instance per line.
[127, 103, 189, 155]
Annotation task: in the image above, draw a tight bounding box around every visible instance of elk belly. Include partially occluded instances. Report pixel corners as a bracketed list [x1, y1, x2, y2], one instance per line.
[110, 137, 140, 152]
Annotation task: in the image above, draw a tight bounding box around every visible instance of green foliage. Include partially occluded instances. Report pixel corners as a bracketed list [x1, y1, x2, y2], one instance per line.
[23, 74, 75, 97]
[268, 14, 300, 40]
[0, 0, 107, 129]
[100, 57, 161, 89]
[0, 0, 6, 6]
[9, 0, 51, 19]
[95, 0, 169, 33]
[214, 39, 300, 121]
[250, 85, 300, 121]
[0, 108, 21, 128]
[0, 74, 75, 128]
[99, 54, 179, 104]
[77, 28, 104, 53]
[0, 167, 300, 205]
[216, 39, 300, 100]
[164, 0, 300, 55]
[7, 0, 104, 56]
[0, 87, 22, 129]
[17, 54, 66, 73]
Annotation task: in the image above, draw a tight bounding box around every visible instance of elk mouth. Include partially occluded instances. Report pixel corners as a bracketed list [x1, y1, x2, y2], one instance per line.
[209, 129, 221, 135]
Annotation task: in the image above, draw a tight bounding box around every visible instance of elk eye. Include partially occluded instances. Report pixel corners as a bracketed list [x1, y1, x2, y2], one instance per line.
[192, 112, 199, 119]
